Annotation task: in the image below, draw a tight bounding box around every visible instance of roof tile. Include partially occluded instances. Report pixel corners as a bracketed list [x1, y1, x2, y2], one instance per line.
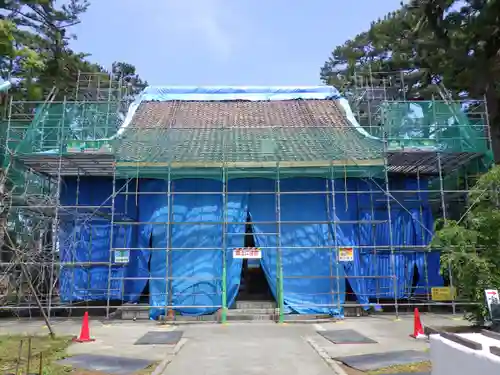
[130, 99, 350, 129]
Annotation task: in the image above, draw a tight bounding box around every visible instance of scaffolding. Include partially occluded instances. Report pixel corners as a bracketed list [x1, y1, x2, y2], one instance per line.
[0, 71, 493, 323]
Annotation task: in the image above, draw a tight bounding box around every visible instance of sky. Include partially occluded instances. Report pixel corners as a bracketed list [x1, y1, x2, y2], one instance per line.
[70, 0, 404, 86]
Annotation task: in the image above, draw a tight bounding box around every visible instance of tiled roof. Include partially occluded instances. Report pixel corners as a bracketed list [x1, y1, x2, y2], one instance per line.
[117, 99, 383, 164]
[129, 99, 351, 129]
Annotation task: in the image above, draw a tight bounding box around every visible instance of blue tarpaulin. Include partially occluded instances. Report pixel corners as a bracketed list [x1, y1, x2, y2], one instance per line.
[59, 177, 137, 302]
[58, 176, 443, 317]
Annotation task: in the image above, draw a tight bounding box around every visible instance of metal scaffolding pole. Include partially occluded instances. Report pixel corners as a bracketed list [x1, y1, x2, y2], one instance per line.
[276, 163, 284, 323]
[221, 165, 228, 324]
[382, 124, 399, 319]
[166, 163, 172, 317]
[47, 96, 66, 320]
[329, 165, 342, 315]
[105, 164, 117, 318]
[69, 172, 81, 311]
[325, 178, 334, 312]
[433, 97, 456, 316]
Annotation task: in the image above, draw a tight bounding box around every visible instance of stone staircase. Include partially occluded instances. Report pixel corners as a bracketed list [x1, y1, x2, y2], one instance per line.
[227, 300, 277, 321]
[116, 300, 368, 321]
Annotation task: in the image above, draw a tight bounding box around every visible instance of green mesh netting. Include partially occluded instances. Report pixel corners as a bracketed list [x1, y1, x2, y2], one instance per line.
[10, 99, 492, 180]
[380, 101, 490, 153]
[16, 102, 122, 155]
[112, 126, 385, 179]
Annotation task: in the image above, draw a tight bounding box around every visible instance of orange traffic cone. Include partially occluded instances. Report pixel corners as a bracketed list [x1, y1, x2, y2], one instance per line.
[73, 311, 95, 343]
[410, 307, 426, 339]
[167, 309, 175, 320]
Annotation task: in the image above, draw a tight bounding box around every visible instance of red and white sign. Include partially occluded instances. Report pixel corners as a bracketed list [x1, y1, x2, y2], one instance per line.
[233, 247, 262, 259]
[485, 289, 499, 320]
[338, 247, 354, 262]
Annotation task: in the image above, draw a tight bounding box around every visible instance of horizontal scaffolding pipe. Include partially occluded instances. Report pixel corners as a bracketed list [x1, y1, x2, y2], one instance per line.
[107, 245, 439, 251]
[0, 302, 479, 310]
[109, 277, 222, 281]
[111, 220, 389, 225]
[109, 245, 440, 251]
[113, 189, 476, 195]
[282, 275, 396, 279]
[277, 302, 476, 308]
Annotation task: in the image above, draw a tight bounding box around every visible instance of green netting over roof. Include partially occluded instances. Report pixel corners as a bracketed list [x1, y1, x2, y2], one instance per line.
[379, 101, 490, 154]
[112, 127, 385, 179]
[10, 96, 492, 180]
[1, 119, 51, 198]
[15, 102, 122, 155]
[114, 127, 383, 163]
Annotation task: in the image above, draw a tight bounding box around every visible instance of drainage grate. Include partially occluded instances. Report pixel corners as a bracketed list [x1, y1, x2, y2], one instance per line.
[317, 329, 377, 344]
[58, 354, 153, 375]
[134, 330, 183, 345]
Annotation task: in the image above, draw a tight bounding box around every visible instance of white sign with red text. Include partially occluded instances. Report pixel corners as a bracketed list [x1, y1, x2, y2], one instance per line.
[485, 289, 499, 320]
[233, 247, 262, 259]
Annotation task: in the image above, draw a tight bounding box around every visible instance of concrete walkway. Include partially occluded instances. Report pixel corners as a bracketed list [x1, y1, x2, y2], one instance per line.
[163, 323, 334, 375]
[0, 313, 471, 374]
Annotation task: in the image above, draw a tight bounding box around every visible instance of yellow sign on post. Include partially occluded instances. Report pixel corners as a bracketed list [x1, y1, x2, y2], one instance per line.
[431, 287, 456, 301]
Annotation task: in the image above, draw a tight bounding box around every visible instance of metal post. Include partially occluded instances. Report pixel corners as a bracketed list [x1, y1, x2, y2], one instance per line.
[70, 172, 81, 309]
[276, 163, 284, 323]
[166, 164, 172, 317]
[221, 164, 228, 323]
[47, 96, 65, 320]
[483, 94, 494, 157]
[105, 164, 117, 318]
[330, 165, 342, 314]
[382, 121, 399, 319]
[325, 179, 334, 307]
[368, 179, 380, 305]
[417, 171, 431, 307]
[433, 98, 456, 316]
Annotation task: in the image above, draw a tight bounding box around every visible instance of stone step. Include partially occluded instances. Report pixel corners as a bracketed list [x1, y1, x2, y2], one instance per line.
[229, 308, 277, 315]
[227, 313, 275, 321]
[234, 301, 276, 310]
[116, 302, 368, 320]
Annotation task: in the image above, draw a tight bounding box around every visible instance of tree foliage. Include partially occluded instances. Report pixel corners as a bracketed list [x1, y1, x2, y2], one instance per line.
[321, 0, 500, 156]
[433, 166, 500, 322]
[0, 0, 147, 101]
[0, 2, 148, 265]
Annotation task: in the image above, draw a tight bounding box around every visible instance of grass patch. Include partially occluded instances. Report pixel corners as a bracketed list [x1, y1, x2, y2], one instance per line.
[0, 334, 72, 375]
[368, 361, 432, 374]
[0, 335, 159, 375]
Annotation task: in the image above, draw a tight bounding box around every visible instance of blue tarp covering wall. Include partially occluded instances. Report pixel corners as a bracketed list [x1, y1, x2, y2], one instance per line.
[59, 177, 138, 302]
[58, 176, 443, 317]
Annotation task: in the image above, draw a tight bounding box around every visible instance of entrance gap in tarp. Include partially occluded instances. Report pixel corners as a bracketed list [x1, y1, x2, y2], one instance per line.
[58, 176, 443, 317]
[239, 213, 273, 299]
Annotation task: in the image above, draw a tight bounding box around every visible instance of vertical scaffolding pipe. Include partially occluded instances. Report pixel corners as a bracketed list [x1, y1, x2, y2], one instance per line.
[221, 164, 228, 323]
[105, 164, 117, 318]
[368, 180, 380, 304]
[325, 179, 334, 305]
[70, 172, 81, 309]
[382, 122, 399, 319]
[47, 95, 66, 319]
[0, 96, 13, 259]
[484, 94, 494, 156]
[166, 164, 172, 317]
[329, 165, 342, 314]
[275, 162, 284, 323]
[417, 171, 431, 306]
[433, 98, 456, 316]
